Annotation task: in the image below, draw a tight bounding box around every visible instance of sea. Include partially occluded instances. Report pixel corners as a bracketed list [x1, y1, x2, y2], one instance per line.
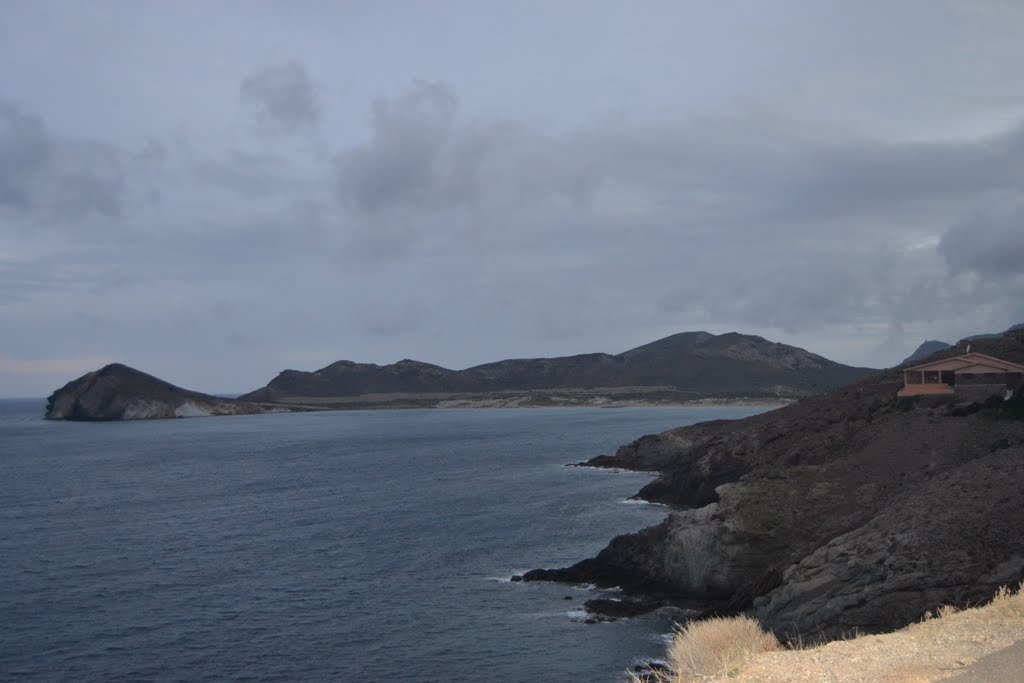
[0, 399, 765, 682]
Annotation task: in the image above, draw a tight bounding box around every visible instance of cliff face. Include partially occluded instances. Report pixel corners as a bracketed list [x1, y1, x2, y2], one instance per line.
[240, 331, 875, 402]
[46, 364, 277, 421]
[525, 333, 1024, 640]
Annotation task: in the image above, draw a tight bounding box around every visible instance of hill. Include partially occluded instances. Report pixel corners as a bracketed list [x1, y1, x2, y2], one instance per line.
[901, 339, 951, 364]
[45, 331, 875, 420]
[901, 322, 1024, 365]
[239, 331, 874, 404]
[45, 363, 297, 421]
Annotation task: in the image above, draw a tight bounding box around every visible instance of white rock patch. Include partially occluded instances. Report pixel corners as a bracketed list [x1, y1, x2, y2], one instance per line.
[174, 401, 212, 418]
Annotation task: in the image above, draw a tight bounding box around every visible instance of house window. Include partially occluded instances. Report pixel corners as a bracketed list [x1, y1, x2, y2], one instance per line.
[907, 372, 922, 384]
[923, 371, 941, 384]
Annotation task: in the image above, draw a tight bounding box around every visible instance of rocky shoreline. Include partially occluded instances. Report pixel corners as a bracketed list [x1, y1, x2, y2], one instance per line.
[519, 333, 1024, 640]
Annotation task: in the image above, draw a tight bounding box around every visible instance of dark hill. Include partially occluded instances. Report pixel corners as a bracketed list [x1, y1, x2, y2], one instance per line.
[520, 330, 1024, 640]
[902, 323, 1024, 365]
[901, 339, 951, 365]
[45, 363, 286, 421]
[239, 331, 874, 402]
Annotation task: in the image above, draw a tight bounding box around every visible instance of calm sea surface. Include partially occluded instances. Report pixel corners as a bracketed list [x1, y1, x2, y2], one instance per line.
[0, 400, 764, 682]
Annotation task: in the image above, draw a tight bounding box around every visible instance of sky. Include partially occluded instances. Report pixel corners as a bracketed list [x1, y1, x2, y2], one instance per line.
[2, 0, 1024, 397]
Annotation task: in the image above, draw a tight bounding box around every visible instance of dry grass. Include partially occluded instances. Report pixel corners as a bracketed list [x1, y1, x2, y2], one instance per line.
[633, 616, 781, 682]
[634, 583, 1024, 683]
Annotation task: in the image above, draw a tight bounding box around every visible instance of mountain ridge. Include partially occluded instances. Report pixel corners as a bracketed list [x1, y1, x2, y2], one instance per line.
[46, 330, 876, 420]
[239, 330, 874, 403]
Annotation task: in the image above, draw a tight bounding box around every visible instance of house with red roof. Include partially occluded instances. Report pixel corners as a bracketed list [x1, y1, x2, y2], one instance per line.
[898, 352, 1024, 401]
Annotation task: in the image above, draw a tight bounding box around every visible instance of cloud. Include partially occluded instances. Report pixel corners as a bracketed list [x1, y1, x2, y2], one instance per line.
[0, 100, 52, 209]
[335, 81, 467, 213]
[939, 199, 1024, 280]
[191, 149, 306, 198]
[240, 60, 320, 134]
[0, 99, 123, 220]
[327, 81, 1024, 350]
[133, 138, 167, 165]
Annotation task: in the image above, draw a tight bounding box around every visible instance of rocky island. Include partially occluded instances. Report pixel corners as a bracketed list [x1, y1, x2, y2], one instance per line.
[46, 331, 875, 420]
[519, 330, 1024, 641]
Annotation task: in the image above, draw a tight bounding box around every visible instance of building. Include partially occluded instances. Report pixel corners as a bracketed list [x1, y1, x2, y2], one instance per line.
[898, 352, 1024, 400]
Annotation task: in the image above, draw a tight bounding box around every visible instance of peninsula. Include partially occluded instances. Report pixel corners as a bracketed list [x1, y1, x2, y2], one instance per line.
[44, 363, 306, 421]
[45, 331, 875, 420]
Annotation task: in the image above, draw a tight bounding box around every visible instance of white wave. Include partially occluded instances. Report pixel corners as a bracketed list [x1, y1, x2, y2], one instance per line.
[619, 497, 668, 507]
[485, 569, 531, 583]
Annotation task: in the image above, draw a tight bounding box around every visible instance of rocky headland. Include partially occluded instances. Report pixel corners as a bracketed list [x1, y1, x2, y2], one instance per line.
[44, 363, 307, 421]
[519, 331, 1024, 641]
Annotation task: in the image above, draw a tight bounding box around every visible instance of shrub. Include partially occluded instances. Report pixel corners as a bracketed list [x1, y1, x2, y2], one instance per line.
[660, 616, 781, 682]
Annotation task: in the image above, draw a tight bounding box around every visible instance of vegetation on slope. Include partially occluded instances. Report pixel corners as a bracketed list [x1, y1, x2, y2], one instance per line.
[636, 583, 1024, 682]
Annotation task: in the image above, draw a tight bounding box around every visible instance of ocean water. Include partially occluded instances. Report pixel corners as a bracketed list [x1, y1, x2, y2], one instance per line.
[0, 400, 764, 682]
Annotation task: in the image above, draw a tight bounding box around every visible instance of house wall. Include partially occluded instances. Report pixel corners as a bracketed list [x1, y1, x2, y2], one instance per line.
[954, 384, 1006, 402]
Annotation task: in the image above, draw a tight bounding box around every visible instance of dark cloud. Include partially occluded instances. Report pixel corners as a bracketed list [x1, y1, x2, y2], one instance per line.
[939, 199, 1024, 279]
[0, 100, 51, 208]
[240, 61, 319, 134]
[328, 82, 1024, 346]
[0, 99, 123, 219]
[133, 138, 167, 166]
[335, 81, 469, 213]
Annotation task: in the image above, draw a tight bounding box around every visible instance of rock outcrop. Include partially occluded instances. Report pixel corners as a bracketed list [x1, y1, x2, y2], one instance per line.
[240, 331, 874, 403]
[524, 333, 1024, 641]
[45, 363, 292, 421]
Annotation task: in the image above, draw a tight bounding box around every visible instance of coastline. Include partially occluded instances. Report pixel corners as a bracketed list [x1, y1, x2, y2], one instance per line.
[259, 391, 794, 412]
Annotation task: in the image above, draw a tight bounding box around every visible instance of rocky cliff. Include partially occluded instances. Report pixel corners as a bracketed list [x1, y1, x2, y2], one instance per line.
[240, 331, 874, 403]
[522, 332, 1024, 641]
[45, 364, 291, 421]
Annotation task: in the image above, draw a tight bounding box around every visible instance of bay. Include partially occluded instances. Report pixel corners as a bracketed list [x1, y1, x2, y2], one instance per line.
[0, 400, 764, 682]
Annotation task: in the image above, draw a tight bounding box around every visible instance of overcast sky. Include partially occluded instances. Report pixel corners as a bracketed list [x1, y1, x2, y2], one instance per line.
[2, 1, 1024, 397]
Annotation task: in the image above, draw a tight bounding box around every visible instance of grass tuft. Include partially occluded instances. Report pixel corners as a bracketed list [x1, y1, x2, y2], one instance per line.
[632, 616, 781, 682]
